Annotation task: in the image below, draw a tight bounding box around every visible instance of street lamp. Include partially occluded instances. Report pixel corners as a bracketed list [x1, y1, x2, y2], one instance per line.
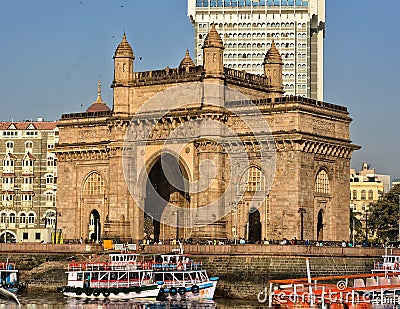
[298, 207, 306, 241]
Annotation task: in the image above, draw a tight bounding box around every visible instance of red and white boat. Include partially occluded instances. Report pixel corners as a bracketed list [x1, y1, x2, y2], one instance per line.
[258, 259, 400, 308]
[59, 253, 162, 300]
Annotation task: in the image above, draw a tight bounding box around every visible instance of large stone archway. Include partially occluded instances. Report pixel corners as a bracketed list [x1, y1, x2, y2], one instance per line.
[144, 153, 190, 242]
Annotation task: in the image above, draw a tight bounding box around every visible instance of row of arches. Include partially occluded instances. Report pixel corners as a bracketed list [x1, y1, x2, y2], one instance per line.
[351, 189, 374, 201]
[198, 22, 306, 29]
[79, 162, 331, 242]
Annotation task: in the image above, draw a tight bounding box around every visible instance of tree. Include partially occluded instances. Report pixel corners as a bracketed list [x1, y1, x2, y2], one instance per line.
[368, 184, 400, 243]
[350, 208, 363, 243]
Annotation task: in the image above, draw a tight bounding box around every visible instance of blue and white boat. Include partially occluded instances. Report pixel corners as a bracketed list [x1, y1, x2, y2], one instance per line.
[148, 246, 219, 301]
[0, 261, 24, 293]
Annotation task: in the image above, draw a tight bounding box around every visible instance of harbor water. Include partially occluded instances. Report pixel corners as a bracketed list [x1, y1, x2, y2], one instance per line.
[0, 291, 265, 309]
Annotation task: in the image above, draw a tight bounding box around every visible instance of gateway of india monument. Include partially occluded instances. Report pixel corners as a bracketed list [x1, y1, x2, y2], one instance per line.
[55, 25, 359, 244]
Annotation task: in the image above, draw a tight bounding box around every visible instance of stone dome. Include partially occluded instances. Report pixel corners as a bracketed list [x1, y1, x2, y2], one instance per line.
[203, 24, 224, 49]
[86, 81, 111, 113]
[114, 33, 134, 59]
[263, 40, 283, 65]
[179, 49, 195, 69]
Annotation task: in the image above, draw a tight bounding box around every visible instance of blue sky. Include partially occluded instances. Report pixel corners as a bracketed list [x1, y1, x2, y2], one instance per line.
[0, 1, 399, 178]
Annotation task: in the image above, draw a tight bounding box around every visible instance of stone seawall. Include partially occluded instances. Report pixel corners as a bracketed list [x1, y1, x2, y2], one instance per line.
[144, 244, 393, 300]
[0, 244, 396, 301]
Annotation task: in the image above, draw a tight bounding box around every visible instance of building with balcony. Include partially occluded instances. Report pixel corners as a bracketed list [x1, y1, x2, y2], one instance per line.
[0, 120, 58, 243]
[187, 0, 325, 100]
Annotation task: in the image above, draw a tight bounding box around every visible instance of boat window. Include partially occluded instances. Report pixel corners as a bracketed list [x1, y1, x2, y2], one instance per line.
[90, 272, 98, 280]
[77, 273, 83, 281]
[99, 272, 108, 280]
[110, 272, 118, 280]
[120, 273, 127, 280]
[129, 272, 139, 280]
[155, 273, 163, 281]
[175, 273, 184, 280]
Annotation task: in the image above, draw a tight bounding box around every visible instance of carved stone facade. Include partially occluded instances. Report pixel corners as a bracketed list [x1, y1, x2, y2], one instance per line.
[56, 27, 359, 243]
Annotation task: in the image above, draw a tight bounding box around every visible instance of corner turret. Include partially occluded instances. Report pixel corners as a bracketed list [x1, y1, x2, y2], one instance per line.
[202, 24, 224, 79]
[113, 33, 134, 84]
[263, 40, 284, 93]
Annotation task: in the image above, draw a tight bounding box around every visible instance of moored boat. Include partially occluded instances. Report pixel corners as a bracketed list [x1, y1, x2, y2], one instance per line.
[372, 247, 400, 274]
[260, 271, 400, 308]
[0, 261, 25, 293]
[58, 253, 162, 300]
[147, 247, 219, 301]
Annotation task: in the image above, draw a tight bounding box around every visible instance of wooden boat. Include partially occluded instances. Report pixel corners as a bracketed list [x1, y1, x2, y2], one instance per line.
[58, 253, 162, 300]
[0, 261, 25, 293]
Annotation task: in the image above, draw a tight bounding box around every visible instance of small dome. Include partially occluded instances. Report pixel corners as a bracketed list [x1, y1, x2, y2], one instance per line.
[203, 24, 224, 49]
[263, 40, 283, 65]
[179, 49, 195, 69]
[86, 81, 111, 113]
[114, 33, 134, 59]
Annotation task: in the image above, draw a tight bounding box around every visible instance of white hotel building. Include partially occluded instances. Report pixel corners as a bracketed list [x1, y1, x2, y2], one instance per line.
[188, 0, 325, 100]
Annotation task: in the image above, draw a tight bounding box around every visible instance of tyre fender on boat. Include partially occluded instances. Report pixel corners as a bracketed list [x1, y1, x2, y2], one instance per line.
[102, 290, 110, 297]
[92, 289, 100, 297]
[191, 285, 199, 294]
[84, 288, 92, 296]
[134, 286, 141, 294]
[123, 288, 130, 294]
[170, 287, 178, 296]
[75, 287, 83, 296]
[159, 288, 165, 296]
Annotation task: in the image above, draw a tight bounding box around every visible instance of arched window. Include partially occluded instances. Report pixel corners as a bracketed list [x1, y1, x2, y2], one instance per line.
[361, 190, 366, 200]
[368, 190, 374, 200]
[46, 174, 54, 184]
[83, 172, 105, 196]
[45, 191, 55, 202]
[20, 213, 26, 224]
[28, 213, 35, 224]
[9, 213, 16, 224]
[0, 213, 6, 224]
[25, 141, 33, 150]
[6, 142, 14, 152]
[47, 157, 55, 166]
[353, 190, 357, 200]
[246, 167, 265, 192]
[315, 169, 330, 194]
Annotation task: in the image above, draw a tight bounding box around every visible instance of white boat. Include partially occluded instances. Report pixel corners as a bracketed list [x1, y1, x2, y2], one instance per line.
[59, 253, 162, 300]
[0, 261, 24, 293]
[148, 246, 219, 301]
[372, 247, 400, 273]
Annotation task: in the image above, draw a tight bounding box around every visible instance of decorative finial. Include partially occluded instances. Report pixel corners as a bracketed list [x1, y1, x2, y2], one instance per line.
[95, 80, 104, 104]
[97, 80, 101, 97]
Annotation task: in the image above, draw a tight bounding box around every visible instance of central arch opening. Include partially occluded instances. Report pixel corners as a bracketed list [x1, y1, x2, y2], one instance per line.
[144, 153, 189, 242]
